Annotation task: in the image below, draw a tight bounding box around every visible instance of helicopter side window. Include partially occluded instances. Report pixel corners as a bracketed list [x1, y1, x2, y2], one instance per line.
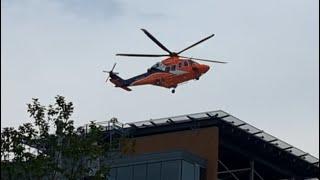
[184, 61, 188, 66]
[188, 60, 195, 65]
[171, 65, 176, 71]
[165, 66, 170, 72]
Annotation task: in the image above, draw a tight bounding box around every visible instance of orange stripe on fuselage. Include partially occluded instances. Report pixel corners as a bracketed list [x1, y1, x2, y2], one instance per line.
[131, 71, 197, 89]
[129, 57, 209, 89]
[131, 72, 170, 86]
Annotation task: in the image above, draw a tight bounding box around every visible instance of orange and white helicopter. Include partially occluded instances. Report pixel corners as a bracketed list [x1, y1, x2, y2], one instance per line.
[104, 29, 227, 93]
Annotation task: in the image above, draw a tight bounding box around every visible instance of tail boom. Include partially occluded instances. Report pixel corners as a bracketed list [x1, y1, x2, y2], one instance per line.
[109, 73, 132, 91]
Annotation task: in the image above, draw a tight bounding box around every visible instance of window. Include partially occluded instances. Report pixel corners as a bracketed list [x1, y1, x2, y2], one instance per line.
[161, 160, 181, 180]
[182, 161, 195, 180]
[117, 166, 133, 180]
[171, 65, 176, 71]
[200, 167, 206, 180]
[133, 164, 146, 180]
[184, 61, 188, 66]
[195, 165, 200, 180]
[107, 168, 117, 180]
[188, 60, 195, 65]
[147, 163, 161, 180]
[110, 152, 206, 180]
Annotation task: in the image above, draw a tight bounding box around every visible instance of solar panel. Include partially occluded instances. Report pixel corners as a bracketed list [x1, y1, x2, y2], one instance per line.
[121, 110, 319, 166]
[237, 124, 261, 134]
[221, 115, 246, 126]
[271, 140, 291, 149]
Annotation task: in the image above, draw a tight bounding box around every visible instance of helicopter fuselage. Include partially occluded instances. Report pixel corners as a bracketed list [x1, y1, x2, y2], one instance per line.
[109, 57, 210, 91]
[106, 28, 225, 93]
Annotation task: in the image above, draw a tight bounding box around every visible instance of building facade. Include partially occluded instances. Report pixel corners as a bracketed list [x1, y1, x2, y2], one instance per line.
[104, 110, 319, 180]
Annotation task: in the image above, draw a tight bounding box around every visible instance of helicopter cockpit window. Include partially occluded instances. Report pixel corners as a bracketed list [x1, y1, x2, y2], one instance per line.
[188, 60, 195, 65]
[152, 63, 160, 68]
[152, 62, 166, 71]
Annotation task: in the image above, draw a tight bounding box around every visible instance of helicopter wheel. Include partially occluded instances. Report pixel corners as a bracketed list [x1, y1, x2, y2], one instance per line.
[171, 89, 176, 93]
[195, 77, 200, 80]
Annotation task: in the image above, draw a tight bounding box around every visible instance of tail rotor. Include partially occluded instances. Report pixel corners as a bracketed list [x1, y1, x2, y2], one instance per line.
[103, 63, 119, 83]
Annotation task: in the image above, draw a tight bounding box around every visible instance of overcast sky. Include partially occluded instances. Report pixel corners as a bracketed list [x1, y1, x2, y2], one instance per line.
[1, 0, 319, 157]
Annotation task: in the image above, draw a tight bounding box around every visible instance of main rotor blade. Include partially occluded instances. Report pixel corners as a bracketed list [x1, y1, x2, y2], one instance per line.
[111, 63, 117, 72]
[116, 53, 169, 57]
[177, 34, 215, 55]
[180, 56, 227, 64]
[141, 29, 172, 54]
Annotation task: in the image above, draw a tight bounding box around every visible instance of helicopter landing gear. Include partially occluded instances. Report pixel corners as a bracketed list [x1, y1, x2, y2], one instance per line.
[171, 85, 177, 93]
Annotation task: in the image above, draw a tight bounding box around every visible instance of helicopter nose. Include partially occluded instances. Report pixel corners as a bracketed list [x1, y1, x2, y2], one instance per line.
[200, 64, 210, 73]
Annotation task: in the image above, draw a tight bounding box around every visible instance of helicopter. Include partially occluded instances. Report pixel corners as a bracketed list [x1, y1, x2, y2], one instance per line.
[103, 29, 227, 93]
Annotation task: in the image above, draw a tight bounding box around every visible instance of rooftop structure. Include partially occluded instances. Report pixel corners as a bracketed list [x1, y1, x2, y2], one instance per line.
[102, 110, 319, 179]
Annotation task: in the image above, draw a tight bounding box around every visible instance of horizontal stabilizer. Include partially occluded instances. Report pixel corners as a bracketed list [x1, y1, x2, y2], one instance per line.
[120, 86, 132, 91]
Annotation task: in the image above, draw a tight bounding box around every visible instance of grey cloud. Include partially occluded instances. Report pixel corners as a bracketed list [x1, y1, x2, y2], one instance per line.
[136, 12, 167, 20]
[55, 0, 123, 20]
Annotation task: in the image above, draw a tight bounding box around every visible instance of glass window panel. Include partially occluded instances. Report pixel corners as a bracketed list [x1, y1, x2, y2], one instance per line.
[182, 161, 195, 180]
[161, 160, 181, 180]
[194, 164, 200, 180]
[117, 166, 133, 180]
[200, 168, 206, 180]
[171, 65, 176, 71]
[107, 168, 117, 180]
[147, 163, 161, 180]
[133, 164, 146, 180]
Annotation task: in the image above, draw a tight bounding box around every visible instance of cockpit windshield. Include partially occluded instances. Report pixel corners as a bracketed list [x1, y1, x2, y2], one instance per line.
[151, 62, 166, 71]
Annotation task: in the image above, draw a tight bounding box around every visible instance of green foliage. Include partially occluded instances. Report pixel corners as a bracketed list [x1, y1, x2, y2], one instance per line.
[1, 95, 116, 180]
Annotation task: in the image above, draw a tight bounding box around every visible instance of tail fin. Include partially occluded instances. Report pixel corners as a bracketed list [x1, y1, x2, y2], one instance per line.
[103, 63, 132, 91]
[109, 73, 132, 91]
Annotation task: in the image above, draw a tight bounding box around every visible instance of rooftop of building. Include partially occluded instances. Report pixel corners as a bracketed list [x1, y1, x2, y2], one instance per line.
[99, 110, 319, 179]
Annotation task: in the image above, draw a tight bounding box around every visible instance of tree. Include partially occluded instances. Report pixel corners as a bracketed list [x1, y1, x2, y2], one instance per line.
[1, 95, 127, 180]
